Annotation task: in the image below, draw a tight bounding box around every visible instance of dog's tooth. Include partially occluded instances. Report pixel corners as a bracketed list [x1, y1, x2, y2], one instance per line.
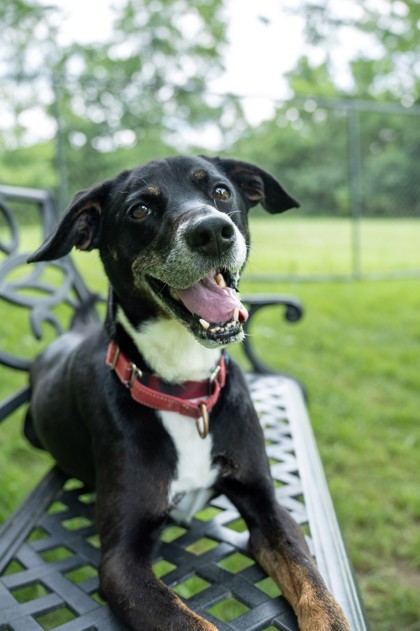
[215, 273, 227, 288]
[210, 326, 221, 333]
[199, 318, 210, 330]
[227, 321, 236, 329]
[170, 288, 181, 302]
[233, 307, 239, 321]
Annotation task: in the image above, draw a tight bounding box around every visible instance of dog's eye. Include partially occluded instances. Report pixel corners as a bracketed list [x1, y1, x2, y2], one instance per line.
[213, 186, 230, 201]
[129, 204, 153, 220]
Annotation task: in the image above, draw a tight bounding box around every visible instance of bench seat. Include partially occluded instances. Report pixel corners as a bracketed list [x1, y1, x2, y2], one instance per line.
[0, 374, 367, 631]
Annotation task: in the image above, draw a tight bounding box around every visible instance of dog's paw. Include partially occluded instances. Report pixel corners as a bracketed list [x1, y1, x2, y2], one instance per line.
[297, 590, 350, 631]
[189, 616, 218, 631]
[197, 621, 219, 631]
[176, 617, 218, 631]
[171, 604, 219, 631]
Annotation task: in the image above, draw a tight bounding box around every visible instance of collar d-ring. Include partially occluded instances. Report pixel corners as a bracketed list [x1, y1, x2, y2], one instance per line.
[196, 403, 209, 439]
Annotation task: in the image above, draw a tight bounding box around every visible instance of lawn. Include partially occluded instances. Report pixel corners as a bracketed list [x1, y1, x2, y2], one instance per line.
[1, 216, 419, 630]
[246, 216, 420, 279]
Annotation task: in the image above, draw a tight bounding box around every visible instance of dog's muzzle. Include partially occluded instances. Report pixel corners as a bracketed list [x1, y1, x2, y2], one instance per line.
[136, 209, 249, 348]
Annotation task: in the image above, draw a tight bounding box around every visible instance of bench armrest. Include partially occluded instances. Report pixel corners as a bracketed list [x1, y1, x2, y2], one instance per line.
[241, 295, 304, 374]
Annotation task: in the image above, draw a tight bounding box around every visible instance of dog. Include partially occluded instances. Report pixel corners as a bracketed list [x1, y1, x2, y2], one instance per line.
[25, 156, 350, 631]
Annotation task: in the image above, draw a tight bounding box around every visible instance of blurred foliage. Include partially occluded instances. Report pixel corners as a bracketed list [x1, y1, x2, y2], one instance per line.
[0, 0, 242, 199]
[231, 98, 420, 217]
[283, 0, 419, 100]
[0, 0, 419, 217]
[229, 0, 420, 218]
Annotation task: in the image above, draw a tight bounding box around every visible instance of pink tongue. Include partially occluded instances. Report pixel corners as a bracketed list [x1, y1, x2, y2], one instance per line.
[175, 273, 248, 324]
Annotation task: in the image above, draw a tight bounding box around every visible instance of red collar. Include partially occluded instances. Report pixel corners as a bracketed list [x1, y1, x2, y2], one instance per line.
[106, 340, 227, 439]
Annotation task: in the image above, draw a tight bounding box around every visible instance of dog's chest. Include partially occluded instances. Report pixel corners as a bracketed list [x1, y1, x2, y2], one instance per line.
[159, 410, 218, 523]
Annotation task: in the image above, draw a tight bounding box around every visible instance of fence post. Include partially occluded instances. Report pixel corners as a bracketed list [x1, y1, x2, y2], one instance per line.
[51, 73, 68, 214]
[347, 105, 363, 279]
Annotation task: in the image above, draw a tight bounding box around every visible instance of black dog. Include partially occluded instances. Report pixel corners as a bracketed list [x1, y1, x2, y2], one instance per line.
[26, 156, 349, 631]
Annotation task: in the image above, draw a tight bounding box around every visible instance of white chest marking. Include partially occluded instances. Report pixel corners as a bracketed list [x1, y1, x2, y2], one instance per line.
[116, 311, 220, 383]
[160, 410, 218, 523]
[115, 311, 221, 521]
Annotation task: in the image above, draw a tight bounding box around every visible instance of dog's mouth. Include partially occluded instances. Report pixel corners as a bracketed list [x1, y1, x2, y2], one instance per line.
[147, 269, 248, 347]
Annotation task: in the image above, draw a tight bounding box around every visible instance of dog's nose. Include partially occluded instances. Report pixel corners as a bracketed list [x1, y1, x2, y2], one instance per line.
[186, 216, 236, 257]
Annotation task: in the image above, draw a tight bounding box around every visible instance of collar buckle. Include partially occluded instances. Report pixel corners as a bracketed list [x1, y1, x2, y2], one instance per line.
[128, 362, 143, 389]
[109, 345, 120, 370]
[209, 364, 221, 383]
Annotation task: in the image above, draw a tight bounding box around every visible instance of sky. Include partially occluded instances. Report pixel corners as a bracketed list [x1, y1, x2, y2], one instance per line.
[35, 0, 305, 128]
[14, 0, 383, 147]
[15, 0, 305, 147]
[38, 0, 378, 106]
[211, 1, 304, 123]
[39, 0, 304, 104]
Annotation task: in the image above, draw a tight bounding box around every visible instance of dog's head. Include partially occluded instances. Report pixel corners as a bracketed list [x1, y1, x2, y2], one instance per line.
[29, 156, 298, 348]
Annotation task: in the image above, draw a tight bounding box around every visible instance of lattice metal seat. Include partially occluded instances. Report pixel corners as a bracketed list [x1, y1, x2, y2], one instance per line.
[0, 375, 367, 631]
[0, 185, 368, 631]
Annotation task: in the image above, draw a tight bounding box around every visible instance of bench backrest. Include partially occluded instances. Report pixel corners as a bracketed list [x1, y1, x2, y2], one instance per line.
[0, 185, 99, 422]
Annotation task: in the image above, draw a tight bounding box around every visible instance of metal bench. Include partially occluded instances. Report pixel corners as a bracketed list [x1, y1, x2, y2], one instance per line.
[0, 185, 369, 631]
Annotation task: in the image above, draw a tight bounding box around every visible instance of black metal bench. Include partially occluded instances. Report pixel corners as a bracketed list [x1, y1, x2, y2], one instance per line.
[0, 185, 369, 631]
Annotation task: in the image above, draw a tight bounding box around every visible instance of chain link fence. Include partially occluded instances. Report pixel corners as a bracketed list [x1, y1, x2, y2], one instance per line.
[223, 96, 419, 281]
[335, 99, 419, 280]
[1, 78, 419, 281]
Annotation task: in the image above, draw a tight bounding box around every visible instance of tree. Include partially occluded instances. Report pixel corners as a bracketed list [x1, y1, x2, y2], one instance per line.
[0, 0, 242, 201]
[231, 0, 420, 219]
[231, 97, 351, 217]
[282, 0, 419, 101]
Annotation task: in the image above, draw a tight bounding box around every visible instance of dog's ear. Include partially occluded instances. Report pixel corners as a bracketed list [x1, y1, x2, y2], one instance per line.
[211, 158, 300, 214]
[28, 181, 112, 263]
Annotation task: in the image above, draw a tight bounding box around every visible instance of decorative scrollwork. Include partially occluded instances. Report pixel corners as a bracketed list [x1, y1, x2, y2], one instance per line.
[0, 254, 77, 310]
[0, 197, 19, 256]
[0, 185, 100, 381]
[242, 295, 304, 376]
[30, 307, 65, 341]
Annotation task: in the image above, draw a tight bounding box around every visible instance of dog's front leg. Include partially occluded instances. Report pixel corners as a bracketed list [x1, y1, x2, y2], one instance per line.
[99, 551, 217, 631]
[220, 477, 350, 631]
[94, 465, 218, 631]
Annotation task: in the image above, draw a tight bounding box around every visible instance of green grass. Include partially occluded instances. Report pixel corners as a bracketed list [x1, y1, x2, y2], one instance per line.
[247, 216, 420, 278]
[1, 217, 420, 630]
[236, 278, 420, 630]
